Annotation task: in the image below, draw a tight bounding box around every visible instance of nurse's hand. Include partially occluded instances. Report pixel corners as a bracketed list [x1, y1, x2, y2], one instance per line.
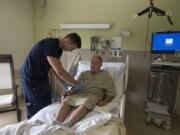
[62, 81, 73, 89]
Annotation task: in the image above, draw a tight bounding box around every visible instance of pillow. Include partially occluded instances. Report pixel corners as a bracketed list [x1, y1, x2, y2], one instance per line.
[74, 60, 125, 80]
[103, 62, 125, 80]
[74, 61, 90, 80]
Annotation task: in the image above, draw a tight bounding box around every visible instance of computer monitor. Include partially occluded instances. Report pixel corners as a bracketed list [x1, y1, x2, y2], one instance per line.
[151, 31, 180, 54]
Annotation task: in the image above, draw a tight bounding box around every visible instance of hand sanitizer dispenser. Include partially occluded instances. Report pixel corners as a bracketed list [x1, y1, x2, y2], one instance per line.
[111, 36, 122, 57]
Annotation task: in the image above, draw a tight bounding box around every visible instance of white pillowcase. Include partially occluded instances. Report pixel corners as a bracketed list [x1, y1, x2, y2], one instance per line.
[75, 60, 125, 80]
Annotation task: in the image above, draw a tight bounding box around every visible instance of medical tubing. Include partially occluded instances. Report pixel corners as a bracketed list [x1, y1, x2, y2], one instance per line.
[144, 15, 150, 57]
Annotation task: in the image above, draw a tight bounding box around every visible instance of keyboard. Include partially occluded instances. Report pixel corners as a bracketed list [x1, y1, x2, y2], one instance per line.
[152, 61, 180, 67]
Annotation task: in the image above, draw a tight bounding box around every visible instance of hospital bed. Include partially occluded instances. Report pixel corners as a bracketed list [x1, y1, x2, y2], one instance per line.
[0, 53, 129, 135]
[67, 53, 129, 121]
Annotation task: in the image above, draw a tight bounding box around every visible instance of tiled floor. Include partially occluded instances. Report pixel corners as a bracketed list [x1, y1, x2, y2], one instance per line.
[0, 96, 26, 128]
[125, 101, 180, 135]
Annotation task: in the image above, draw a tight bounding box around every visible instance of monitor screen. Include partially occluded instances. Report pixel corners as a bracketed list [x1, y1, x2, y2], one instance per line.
[151, 31, 180, 54]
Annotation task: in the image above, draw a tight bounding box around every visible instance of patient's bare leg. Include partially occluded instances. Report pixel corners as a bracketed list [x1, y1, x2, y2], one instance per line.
[56, 101, 72, 122]
[68, 105, 89, 125]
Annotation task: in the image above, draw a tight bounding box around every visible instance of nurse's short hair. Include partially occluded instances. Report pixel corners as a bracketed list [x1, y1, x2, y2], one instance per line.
[65, 33, 81, 48]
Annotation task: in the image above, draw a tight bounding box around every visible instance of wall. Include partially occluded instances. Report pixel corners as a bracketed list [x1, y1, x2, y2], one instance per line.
[33, 0, 180, 50]
[32, 0, 180, 108]
[0, 0, 34, 70]
[0, 0, 34, 95]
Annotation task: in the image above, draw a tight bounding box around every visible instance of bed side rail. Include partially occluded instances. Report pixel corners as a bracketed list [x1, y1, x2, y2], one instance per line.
[124, 55, 129, 93]
[67, 53, 81, 77]
[119, 94, 126, 121]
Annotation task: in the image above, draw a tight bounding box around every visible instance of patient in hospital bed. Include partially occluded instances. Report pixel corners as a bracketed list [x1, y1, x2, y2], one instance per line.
[54, 54, 115, 127]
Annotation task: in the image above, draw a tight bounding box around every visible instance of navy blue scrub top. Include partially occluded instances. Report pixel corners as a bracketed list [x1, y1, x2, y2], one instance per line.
[20, 38, 63, 80]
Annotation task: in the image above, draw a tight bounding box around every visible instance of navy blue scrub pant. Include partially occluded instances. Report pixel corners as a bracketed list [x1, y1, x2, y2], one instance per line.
[21, 78, 52, 119]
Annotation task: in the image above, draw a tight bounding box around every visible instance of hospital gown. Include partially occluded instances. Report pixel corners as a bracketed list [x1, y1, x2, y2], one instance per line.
[64, 70, 115, 109]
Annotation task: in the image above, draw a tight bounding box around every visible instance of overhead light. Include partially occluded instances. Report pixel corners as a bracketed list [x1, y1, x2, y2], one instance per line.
[60, 23, 110, 29]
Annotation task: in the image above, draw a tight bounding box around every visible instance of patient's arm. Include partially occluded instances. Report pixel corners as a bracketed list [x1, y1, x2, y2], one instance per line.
[96, 96, 114, 106]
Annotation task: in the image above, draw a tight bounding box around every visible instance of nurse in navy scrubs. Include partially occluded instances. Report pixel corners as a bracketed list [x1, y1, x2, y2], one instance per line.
[20, 33, 83, 119]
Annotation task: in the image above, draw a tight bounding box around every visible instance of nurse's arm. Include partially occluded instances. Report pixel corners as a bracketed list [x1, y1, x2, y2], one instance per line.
[47, 56, 78, 84]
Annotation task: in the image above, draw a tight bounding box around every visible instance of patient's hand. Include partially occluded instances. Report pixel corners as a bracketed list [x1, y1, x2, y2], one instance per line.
[62, 90, 77, 97]
[67, 90, 77, 95]
[96, 96, 114, 106]
[96, 101, 108, 106]
[62, 90, 67, 96]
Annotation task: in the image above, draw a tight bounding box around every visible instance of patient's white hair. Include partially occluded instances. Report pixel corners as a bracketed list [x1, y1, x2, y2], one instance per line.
[92, 54, 103, 64]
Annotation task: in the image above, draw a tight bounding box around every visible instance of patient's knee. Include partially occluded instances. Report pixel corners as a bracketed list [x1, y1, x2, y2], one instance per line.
[79, 104, 89, 111]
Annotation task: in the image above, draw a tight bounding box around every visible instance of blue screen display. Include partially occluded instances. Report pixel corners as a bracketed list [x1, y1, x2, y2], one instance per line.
[152, 32, 180, 52]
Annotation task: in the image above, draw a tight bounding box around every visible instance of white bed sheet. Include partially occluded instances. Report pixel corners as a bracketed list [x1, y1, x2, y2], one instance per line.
[29, 104, 112, 134]
[29, 103, 116, 125]
[29, 104, 125, 135]
[0, 111, 125, 135]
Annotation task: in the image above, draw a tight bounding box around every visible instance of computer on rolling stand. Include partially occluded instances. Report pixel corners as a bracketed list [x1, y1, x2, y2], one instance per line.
[146, 31, 180, 130]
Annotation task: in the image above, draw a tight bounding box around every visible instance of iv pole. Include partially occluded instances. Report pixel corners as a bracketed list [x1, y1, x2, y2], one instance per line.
[135, 0, 174, 57]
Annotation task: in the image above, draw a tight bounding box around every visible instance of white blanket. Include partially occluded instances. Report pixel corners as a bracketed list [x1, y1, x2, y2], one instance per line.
[0, 113, 125, 135]
[0, 120, 73, 135]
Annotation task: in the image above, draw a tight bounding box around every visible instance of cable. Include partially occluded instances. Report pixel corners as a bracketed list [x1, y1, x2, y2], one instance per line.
[136, 0, 174, 58]
[144, 16, 151, 57]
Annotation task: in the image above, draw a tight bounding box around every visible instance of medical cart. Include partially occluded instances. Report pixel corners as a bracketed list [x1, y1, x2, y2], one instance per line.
[146, 61, 180, 130]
